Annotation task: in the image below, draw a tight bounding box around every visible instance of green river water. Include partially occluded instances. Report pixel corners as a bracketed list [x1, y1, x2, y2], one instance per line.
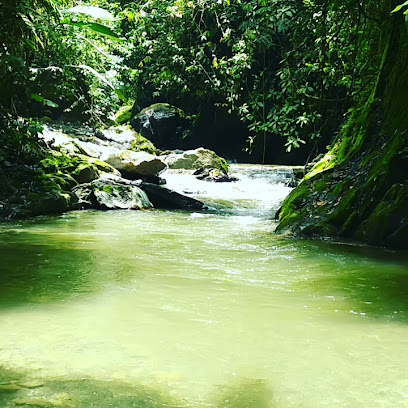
[0, 166, 407, 408]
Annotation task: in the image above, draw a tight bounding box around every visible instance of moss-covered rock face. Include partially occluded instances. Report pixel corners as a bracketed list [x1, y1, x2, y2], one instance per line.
[276, 18, 408, 250]
[275, 119, 408, 249]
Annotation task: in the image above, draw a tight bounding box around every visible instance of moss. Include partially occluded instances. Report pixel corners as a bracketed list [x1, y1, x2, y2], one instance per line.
[115, 104, 133, 124]
[315, 180, 327, 193]
[217, 156, 229, 174]
[129, 133, 156, 154]
[304, 151, 336, 180]
[101, 185, 114, 194]
[76, 155, 117, 174]
[332, 180, 349, 197]
[275, 208, 308, 233]
[326, 188, 358, 227]
[356, 184, 408, 244]
[276, 181, 311, 232]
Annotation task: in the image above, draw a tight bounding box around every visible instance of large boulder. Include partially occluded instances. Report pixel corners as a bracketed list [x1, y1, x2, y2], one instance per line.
[73, 178, 152, 210]
[105, 151, 166, 180]
[140, 182, 206, 211]
[97, 125, 156, 154]
[131, 103, 191, 150]
[163, 148, 229, 174]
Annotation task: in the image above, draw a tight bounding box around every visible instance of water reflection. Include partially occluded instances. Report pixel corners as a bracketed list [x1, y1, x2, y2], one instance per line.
[287, 239, 408, 322]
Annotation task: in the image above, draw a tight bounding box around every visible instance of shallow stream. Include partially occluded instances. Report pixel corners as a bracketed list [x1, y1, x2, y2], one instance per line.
[0, 165, 407, 408]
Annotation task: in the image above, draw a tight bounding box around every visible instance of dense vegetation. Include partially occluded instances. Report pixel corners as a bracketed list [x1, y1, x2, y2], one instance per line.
[1, 0, 407, 247]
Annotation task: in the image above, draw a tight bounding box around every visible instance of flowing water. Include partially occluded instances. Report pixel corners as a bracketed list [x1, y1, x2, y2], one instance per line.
[0, 165, 407, 408]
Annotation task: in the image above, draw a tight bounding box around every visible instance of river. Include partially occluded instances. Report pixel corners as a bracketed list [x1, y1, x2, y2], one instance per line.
[0, 165, 407, 408]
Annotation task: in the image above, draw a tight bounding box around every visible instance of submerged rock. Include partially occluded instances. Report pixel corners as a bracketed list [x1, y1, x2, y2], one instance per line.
[131, 103, 191, 150]
[73, 178, 152, 210]
[140, 182, 206, 210]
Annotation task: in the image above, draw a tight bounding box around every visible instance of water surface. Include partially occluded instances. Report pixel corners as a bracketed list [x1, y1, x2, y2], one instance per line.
[0, 166, 407, 408]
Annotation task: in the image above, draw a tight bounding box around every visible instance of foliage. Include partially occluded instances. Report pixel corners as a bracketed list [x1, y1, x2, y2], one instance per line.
[111, 0, 386, 156]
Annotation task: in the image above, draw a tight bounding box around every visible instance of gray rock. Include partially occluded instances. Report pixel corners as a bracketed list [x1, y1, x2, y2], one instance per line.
[163, 148, 229, 174]
[105, 151, 166, 180]
[73, 178, 152, 210]
[140, 182, 206, 210]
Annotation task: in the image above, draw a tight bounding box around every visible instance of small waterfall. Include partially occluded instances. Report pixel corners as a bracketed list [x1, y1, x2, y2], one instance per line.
[162, 164, 298, 217]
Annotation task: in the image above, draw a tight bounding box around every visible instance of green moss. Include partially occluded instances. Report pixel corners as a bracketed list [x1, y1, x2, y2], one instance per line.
[304, 151, 336, 180]
[276, 181, 311, 232]
[129, 133, 156, 154]
[101, 185, 114, 194]
[76, 155, 117, 174]
[315, 180, 327, 193]
[332, 180, 349, 197]
[217, 156, 229, 174]
[275, 208, 308, 233]
[115, 104, 133, 124]
[326, 188, 357, 227]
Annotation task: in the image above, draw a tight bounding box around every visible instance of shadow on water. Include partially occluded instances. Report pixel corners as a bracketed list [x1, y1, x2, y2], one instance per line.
[290, 238, 408, 323]
[212, 378, 276, 408]
[0, 366, 277, 408]
[0, 237, 95, 308]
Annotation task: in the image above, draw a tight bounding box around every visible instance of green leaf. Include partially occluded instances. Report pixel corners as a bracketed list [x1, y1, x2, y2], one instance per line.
[64, 5, 115, 21]
[391, 0, 408, 14]
[71, 65, 127, 102]
[31, 94, 59, 108]
[61, 20, 124, 42]
[45, 100, 59, 108]
[31, 94, 45, 103]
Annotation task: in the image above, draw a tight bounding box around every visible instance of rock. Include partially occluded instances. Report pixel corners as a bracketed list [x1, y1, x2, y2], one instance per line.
[98, 125, 156, 154]
[73, 178, 152, 210]
[163, 148, 229, 174]
[130, 103, 191, 150]
[193, 168, 238, 183]
[26, 190, 77, 216]
[115, 104, 133, 124]
[70, 162, 99, 184]
[75, 155, 121, 176]
[105, 151, 166, 180]
[140, 182, 206, 210]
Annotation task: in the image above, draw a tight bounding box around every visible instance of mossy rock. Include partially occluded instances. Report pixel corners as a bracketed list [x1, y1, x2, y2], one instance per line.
[115, 104, 133, 124]
[70, 162, 100, 184]
[163, 148, 229, 174]
[129, 133, 156, 155]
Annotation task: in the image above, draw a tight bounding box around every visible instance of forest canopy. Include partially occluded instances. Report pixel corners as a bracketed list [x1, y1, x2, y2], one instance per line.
[0, 0, 397, 159]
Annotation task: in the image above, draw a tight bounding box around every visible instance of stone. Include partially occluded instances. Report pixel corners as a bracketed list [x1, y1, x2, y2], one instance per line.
[140, 182, 206, 210]
[97, 125, 156, 154]
[105, 151, 166, 180]
[130, 103, 191, 150]
[194, 168, 238, 183]
[115, 104, 133, 124]
[73, 178, 152, 210]
[163, 148, 229, 174]
[70, 163, 99, 184]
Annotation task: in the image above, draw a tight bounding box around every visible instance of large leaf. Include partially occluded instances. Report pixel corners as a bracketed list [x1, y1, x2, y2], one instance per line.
[64, 5, 114, 21]
[61, 20, 124, 42]
[31, 94, 59, 108]
[71, 65, 127, 102]
[391, 0, 408, 13]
